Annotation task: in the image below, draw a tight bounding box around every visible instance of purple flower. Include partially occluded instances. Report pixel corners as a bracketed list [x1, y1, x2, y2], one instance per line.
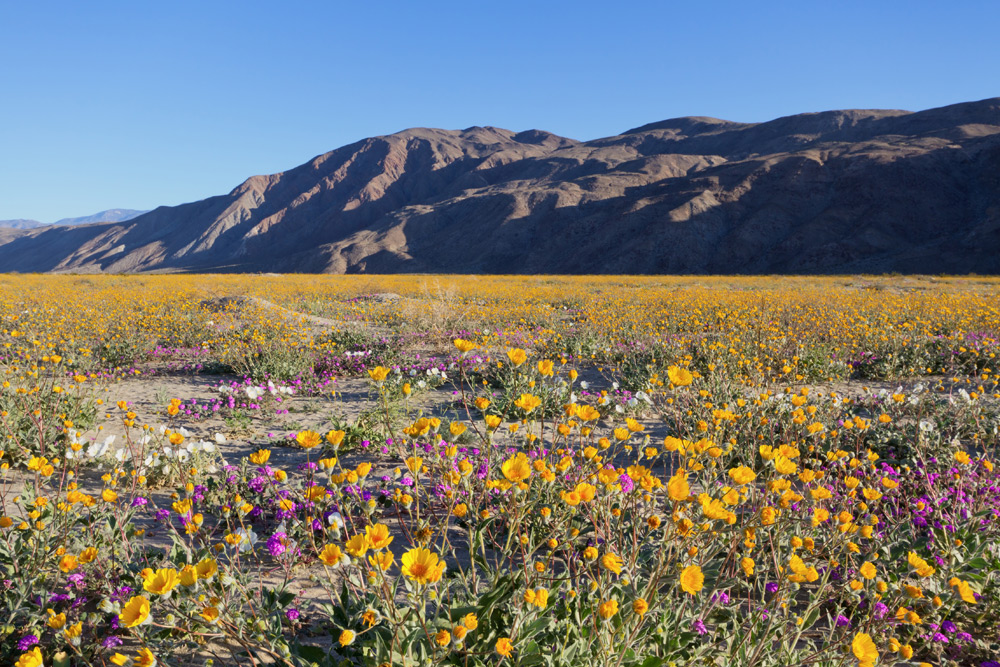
[286, 608, 300, 621]
[692, 619, 708, 635]
[103, 636, 124, 648]
[765, 582, 779, 594]
[131, 496, 148, 507]
[267, 532, 288, 558]
[17, 635, 39, 650]
[835, 615, 851, 628]
[619, 473, 634, 494]
[873, 602, 888, 619]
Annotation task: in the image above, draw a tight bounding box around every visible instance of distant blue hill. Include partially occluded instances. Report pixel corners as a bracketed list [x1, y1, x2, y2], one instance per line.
[0, 209, 149, 229]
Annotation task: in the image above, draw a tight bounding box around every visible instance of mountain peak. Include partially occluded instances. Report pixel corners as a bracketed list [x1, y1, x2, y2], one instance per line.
[2, 98, 1000, 274]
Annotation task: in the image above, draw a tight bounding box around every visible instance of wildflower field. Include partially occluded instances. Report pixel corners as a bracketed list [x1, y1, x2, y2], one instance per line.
[2, 273, 1000, 667]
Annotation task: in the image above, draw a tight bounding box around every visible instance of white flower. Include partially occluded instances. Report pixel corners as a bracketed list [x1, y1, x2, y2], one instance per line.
[580, 381, 589, 390]
[87, 435, 114, 459]
[234, 527, 258, 552]
[919, 420, 935, 432]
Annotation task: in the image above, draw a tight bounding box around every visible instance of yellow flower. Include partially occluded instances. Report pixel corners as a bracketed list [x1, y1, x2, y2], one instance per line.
[485, 415, 502, 430]
[119, 595, 151, 627]
[345, 534, 370, 558]
[339, 629, 355, 646]
[598, 598, 619, 619]
[326, 430, 346, 447]
[761, 506, 777, 525]
[506, 348, 527, 366]
[501, 453, 532, 483]
[143, 568, 180, 596]
[435, 629, 451, 646]
[368, 366, 391, 382]
[851, 632, 878, 667]
[135, 648, 157, 667]
[454, 339, 479, 353]
[195, 558, 218, 581]
[79, 546, 98, 564]
[680, 564, 704, 595]
[495, 637, 514, 657]
[528, 587, 549, 608]
[400, 547, 445, 585]
[601, 552, 624, 575]
[449, 422, 467, 437]
[514, 393, 542, 413]
[179, 564, 198, 587]
[319, 544, 346, 566]
[632, 598, 649, 615]
[102, 489, 118, 503]
[296, 430, 321, 449]
[859, 562, 876, 580]
[402, 458, 423, 477]
[368, 551, 395, 571]
[47, 610, 67, 628]
[365, 523, 393, 550]
[728, 466, 756, 485]
[907, 551, 935, 577]
[951, 578, 977, 604]
[741, 557, 755, 576]
[463, 613, 478, 630]
[667, 471, 689, 502]
[667, 365, 693, 386]
[14, 648, 43, 667]
[537, 360, 554, 376]
[64, 621, 82, 643]
[59, 554, 78, 573]
[249, 449, 271, 465]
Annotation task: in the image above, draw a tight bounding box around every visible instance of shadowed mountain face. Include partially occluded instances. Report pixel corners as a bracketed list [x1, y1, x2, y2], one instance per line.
[2, 99, 1000, 274]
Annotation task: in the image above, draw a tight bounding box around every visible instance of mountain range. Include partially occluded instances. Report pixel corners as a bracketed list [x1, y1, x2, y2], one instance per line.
[1, 98, 999, 274]
[0, 209, 148, 230]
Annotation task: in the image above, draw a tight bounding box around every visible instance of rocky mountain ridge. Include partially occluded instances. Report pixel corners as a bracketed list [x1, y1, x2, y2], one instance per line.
[1, 98, 999, 274]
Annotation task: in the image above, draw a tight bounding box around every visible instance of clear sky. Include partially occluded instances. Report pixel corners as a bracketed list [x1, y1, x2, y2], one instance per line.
[2, 0, 998, 222]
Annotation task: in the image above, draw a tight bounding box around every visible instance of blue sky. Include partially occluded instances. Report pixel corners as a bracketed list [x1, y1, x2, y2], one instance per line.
[2, 0, 998, 222]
